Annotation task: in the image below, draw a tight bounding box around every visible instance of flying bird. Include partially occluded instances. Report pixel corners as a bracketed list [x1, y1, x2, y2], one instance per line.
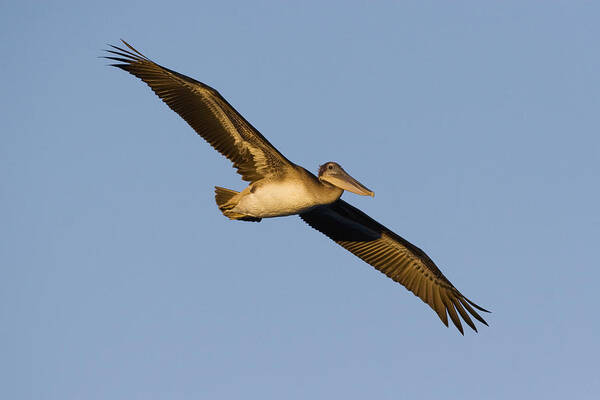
[105, 40, 489, 334]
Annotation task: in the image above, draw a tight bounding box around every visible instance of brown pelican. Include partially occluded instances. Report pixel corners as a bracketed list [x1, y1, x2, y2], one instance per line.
[105, 41, 489, 334]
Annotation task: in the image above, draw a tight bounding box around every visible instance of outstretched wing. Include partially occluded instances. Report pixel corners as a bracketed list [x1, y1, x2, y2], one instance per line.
[105, 40, 294, 182]
[300, 200, 489, 334]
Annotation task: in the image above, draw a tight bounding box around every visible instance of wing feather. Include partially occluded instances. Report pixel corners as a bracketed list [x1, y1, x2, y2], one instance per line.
[105, 40, 293, 182]
[300, 199, 489, 334]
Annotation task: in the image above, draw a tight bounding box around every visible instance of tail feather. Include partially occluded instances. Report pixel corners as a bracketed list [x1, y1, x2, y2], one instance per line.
[214, 186, 239, 209]
[214, 186, 261, 222]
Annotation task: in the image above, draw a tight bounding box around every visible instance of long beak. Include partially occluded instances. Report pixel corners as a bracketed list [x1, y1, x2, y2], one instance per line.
[322, 170, 374, 197]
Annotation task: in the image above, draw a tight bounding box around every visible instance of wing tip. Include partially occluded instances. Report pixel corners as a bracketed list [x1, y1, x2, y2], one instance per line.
[101, 39, 150, 68]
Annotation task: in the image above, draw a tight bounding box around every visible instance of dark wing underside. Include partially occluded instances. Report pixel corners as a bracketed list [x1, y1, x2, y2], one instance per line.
[300, 200, 489, 334]
[105, 40, 293, 182]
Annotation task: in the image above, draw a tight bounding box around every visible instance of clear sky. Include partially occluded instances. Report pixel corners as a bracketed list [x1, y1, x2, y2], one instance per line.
[2, 1, 599, 399]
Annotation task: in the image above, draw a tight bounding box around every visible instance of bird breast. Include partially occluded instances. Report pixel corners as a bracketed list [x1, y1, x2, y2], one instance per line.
[232, 180, 334, 218]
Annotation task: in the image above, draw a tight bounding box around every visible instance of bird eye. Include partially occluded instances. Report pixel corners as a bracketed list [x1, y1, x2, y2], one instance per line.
[328, 165, 333, 170]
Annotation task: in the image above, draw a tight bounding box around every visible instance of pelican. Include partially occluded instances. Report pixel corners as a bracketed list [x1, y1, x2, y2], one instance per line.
[105, 41, 489, 334]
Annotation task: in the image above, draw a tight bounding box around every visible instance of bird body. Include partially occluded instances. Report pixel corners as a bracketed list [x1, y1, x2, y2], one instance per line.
[217, 167, 343, 220]
[105, 40, 490, 334]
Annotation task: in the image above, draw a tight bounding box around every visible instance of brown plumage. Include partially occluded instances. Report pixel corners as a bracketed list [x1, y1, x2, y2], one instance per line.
[300, 200, 489, 334]
[105, 41, 292, 183]
[106, 40, 490, 334]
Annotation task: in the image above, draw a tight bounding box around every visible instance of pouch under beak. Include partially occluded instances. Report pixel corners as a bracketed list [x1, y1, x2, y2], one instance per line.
[321, 170, 374, 197]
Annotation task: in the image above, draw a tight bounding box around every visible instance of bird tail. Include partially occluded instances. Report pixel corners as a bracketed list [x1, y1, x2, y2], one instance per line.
[215, 186, 239, 208]
[214, 186, 261, 222]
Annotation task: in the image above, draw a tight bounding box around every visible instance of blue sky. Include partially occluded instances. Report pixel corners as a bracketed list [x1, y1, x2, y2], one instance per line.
[2, 1, 599, 399]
